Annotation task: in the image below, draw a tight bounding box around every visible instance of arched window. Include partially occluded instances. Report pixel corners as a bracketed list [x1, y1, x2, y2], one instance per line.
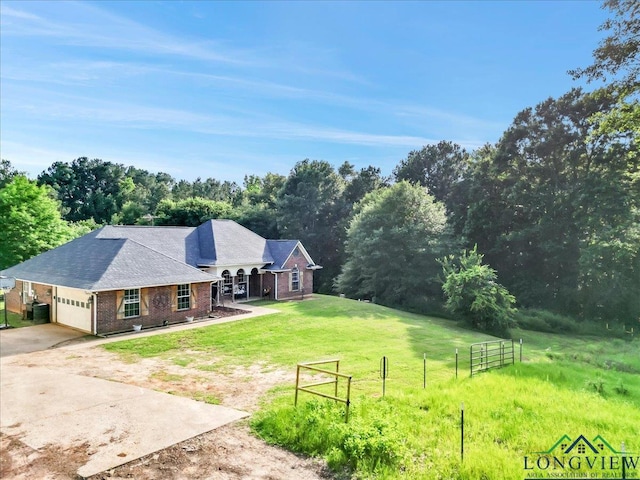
[222, 270, 232, 295]
[236, 269, 247, 298]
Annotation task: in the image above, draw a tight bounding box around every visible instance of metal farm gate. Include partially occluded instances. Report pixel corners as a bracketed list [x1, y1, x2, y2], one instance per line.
[470, 339, 514, 376]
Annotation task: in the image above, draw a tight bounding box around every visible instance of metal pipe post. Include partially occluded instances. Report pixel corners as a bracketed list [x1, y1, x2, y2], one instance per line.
[519, 338, 523, 363]
[423, 353, 426, 389]
[461, 402, 464, 462]
[455, 348, 458, 379]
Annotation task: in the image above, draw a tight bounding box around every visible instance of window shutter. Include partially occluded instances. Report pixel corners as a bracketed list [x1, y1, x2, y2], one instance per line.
[116, 291, 125, 320]
[300, 271, 304, 291]
[171, 285, 177, 312]
[289, 273, 293, 292]
[141, 288, 149, 316]
[191, 285, 198, 310]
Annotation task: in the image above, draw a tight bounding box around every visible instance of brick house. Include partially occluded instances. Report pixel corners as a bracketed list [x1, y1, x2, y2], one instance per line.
[1, 220, 320, 335]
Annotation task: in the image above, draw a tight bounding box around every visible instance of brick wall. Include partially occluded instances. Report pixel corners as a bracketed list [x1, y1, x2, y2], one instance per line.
[262, 273, 276, 299]
[5, 280, 53, 316]
[96, 282, 212, 335]
[276, 248, 314, 300]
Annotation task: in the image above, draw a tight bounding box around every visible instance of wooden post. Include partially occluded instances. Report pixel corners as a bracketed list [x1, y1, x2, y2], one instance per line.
[335, 359, 339, 399]
[295, 364, 300, 406]
[345, 376, 352, 423]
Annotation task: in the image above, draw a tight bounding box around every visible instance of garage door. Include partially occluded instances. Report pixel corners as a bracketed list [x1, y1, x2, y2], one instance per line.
[55, 287, 92, 332]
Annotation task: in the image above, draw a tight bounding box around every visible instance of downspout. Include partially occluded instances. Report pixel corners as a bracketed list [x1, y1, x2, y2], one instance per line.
[92, 293, 98, 335]
[53, 286, 58, 324]
[273, 272, 278, 300]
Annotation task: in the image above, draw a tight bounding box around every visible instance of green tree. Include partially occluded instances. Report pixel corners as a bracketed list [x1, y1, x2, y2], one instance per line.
[460, 89, 635, 315]
[235, 172, 286, 238]
[393, 141, 470, 211]
[38, 157, 128, 224]
[336, 182, 450, 309]
[155, 197, 232, 226]
[277, 159, 346, 292]
[0, 160, 24, 188]
[570, 0, 639, 139]
[570, 0, 639, 90]
[0, 176, 79, 268]
[341, 163, 389, 206]
[439, 246, 517, 335]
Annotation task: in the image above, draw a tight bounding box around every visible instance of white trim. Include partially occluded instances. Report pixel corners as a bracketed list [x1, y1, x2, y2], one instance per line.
[92, 293, 97, 334]
[273, 272, 278, 300]
[176, 283, 191, 311]
[281, 241, 316, 269]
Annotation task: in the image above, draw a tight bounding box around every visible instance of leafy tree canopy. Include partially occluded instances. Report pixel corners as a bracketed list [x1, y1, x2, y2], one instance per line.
[0, 176, 83, 269]
[155, 197, 233, 227]
[336, 181, 451, 308]
[439, 246, 517, 335]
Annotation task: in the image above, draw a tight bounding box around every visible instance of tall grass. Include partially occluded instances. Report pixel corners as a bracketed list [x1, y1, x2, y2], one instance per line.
[104, 296, 640, 479]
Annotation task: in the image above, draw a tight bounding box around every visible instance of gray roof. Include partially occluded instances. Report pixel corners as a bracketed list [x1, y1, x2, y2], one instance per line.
[2, 220, 319, 291]
[1, 229, 216, 291]
[263, 240, 300, 271]
[196, 220, 273, 266]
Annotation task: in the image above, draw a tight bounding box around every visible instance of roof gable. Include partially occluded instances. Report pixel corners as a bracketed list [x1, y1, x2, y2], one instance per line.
[196, 220, 273, 266]
[264, 240, 317, 270]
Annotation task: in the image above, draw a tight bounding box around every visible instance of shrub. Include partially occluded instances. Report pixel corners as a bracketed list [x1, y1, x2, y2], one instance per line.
[515, 309, 580, 334]
[252, 398, 408, 476]
[439, 246, 517, 335]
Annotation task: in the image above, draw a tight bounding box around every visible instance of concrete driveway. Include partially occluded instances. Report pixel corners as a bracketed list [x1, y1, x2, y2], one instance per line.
[0, 310, 281, 478]
[1, 365, 249, 478]
[0, 323, 89, 357]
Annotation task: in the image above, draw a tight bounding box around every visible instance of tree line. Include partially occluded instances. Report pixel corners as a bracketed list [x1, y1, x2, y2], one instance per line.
[1, 0, 638, 331]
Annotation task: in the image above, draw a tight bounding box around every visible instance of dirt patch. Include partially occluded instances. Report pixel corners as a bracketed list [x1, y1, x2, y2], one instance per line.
[1, 342, 335, 479]
[85, 423, 332, 480]
[1, 433, 93, 480]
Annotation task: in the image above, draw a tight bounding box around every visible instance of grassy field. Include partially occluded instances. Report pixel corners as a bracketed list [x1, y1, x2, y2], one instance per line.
[103, 295, 640, 479]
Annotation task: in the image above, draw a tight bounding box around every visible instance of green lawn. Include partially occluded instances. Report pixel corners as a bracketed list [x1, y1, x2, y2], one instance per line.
[103, 295, 640, 479]
[0, 298, 32, 328]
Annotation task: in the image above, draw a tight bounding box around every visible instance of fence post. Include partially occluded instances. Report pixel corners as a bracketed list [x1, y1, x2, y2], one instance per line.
[423, 353, 426, 389]
[380, 356, 388, 397]
[295, 364, 300, 406]
[345, 376, 352, 423]
[519, 338, 523, 363]
[455, 348, 458, 379]
[460, 402, 465, 462]
[470, 346, 473, 377]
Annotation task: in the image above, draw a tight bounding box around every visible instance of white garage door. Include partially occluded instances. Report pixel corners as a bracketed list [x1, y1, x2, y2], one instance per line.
[55, 287, 92, 332]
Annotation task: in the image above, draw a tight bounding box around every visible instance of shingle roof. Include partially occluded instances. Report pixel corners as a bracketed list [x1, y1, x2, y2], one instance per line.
[264, 240, 300, 270]
[2, 220, 319, 291]
[1, 229, 216, 291]
[196, 220, 273, 266]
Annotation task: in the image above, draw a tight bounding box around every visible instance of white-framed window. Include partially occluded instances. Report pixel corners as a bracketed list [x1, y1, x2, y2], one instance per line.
[235, 269, 247, 297]
[22, 281, 32, 299]
[124, 289, 140, 318]
[222, 270, 232, 295]
[291, 267, 300, 291]
[177, 284, 190, 310]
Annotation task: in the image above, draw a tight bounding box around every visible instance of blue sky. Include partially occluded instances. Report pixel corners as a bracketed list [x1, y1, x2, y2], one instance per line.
[1, 1, 607, 184]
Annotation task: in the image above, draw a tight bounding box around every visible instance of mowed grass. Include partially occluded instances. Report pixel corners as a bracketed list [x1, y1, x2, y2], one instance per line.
[103, 295, 640, 479]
